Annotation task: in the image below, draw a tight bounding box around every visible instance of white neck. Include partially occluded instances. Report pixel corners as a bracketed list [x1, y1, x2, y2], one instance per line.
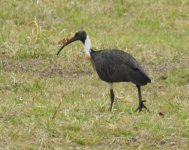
[84, 35, 91, 57]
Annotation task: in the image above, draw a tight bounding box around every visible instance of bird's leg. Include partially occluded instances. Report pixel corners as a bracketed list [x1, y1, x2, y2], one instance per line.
[135, 85, 149, 112]
[109, 83, 114, 111]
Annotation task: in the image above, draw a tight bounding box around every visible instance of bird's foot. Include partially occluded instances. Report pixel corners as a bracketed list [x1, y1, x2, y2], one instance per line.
[135, 100, 149, 112]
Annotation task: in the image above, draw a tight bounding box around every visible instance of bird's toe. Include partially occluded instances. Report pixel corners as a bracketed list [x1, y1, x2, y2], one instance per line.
[135, 101, 149, 112]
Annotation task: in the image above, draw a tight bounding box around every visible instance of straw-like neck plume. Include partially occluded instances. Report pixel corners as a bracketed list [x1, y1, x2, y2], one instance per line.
[84, 35, 91, 57]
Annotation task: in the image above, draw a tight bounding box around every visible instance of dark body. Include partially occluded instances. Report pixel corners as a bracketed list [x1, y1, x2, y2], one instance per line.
[91, 49, 151, 85]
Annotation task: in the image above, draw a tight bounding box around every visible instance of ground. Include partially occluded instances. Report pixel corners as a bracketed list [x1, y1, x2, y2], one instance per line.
[0, 0, 189, 149]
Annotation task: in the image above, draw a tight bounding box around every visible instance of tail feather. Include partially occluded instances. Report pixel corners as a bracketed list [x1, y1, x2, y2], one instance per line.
[127, 69, 151, 86]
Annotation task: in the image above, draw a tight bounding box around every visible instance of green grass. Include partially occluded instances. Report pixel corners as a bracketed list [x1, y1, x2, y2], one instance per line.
[0, 0, 189, 149]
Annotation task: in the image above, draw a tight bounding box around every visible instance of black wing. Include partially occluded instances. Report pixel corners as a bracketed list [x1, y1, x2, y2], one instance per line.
[91, 49, 151, 85]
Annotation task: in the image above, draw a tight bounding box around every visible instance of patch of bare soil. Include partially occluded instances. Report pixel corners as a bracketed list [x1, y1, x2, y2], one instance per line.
[97, 130, 152, 149]
[97, 132, 188, 149]
[0, 57, 92, 78]
[152, 135, 189, 149]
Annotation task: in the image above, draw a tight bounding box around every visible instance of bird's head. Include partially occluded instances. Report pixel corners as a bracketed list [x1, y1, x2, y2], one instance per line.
[57, 31, 87, 55]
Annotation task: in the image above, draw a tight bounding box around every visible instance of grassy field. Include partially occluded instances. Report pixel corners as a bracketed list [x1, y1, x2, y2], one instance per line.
[0, 0, 189, 149]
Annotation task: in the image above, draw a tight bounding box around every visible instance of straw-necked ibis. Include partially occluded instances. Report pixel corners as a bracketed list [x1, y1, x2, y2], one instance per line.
[57, 31, 151, 112]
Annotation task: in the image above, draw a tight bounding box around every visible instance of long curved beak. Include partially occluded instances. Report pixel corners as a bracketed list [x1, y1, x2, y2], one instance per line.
[57, 36, 78, 55]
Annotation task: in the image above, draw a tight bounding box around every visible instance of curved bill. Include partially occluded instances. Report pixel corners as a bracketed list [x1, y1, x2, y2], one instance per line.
[57, 36, 78, 55]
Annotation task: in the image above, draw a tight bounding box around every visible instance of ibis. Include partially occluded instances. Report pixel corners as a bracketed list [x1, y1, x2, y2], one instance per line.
[57, 31, 151, 112]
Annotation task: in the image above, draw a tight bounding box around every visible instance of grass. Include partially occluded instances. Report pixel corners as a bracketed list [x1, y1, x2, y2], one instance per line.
[0, 0, 189, 149]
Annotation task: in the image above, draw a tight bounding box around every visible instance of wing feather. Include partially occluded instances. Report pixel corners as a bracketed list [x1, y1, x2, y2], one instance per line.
[91, 49, 151, 85]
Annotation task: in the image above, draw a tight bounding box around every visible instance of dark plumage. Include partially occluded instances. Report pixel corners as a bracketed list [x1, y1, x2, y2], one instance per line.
[91, 49, 151, 85]
[57, 31, 151, 112]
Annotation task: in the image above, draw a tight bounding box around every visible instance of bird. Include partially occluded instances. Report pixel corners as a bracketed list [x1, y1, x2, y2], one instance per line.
[57, 30, 151, 112]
